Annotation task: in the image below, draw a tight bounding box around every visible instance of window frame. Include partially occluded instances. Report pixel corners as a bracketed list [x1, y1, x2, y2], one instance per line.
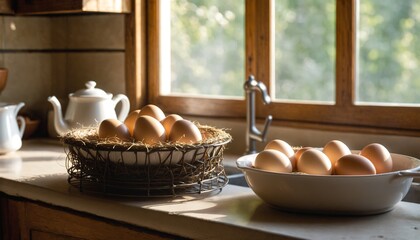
[143, 0, 420, 136]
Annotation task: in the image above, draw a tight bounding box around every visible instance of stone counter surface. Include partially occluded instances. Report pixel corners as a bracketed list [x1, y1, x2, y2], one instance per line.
[0, 139, 419, 240]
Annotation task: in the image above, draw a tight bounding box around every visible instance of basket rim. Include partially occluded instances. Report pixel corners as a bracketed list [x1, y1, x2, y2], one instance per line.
[61, 125, 232, 152]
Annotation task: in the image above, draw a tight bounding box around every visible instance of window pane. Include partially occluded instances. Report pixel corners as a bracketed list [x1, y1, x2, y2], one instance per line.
[274, 0, 336, 102]
[357, 0, 420, 104]
[160, 0, 245, 97]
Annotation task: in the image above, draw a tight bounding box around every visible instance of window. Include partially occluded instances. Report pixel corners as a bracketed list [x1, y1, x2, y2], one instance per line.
[147, 0, 420, 135]
[357, 0, 420, 105]
[159, 0, 245, 98]
[274, 0, 336, 102]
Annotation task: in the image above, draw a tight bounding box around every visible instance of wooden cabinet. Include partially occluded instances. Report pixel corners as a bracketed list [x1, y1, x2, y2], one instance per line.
[0, 0, 13, 14]
[0, 195, 182, 240]
[1, 0, 131, 15]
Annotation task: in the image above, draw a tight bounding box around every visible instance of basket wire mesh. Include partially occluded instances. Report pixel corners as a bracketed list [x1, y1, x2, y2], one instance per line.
[64, 127, 231, 197]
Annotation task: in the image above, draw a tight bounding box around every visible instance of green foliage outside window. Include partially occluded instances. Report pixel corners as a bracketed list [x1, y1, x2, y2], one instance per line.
[274, 0, 336, 102]
[358, 0, 420, 104]
[170, 0, 245, 97]
[169, 0, 420, 104]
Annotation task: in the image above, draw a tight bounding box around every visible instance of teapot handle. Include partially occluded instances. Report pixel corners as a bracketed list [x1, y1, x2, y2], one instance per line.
[16, 116, 26, 138]
[112, 94, 130, 121]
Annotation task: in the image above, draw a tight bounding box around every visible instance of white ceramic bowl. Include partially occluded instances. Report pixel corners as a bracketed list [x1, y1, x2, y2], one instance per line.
[237, 153, 420, 215]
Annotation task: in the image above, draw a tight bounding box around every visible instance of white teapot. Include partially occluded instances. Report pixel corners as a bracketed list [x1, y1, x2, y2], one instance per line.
[0, 102, 25, 154]
[48, 81, 130, 136]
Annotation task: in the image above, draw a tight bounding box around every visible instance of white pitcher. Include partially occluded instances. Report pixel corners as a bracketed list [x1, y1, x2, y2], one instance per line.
[0, 102, 25, 154]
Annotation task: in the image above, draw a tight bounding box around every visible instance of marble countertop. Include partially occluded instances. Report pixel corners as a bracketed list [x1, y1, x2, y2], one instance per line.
[0, 139, 419, 240]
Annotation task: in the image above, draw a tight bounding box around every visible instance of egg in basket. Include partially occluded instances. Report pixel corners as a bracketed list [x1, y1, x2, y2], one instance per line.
[62, 104, 232, 197]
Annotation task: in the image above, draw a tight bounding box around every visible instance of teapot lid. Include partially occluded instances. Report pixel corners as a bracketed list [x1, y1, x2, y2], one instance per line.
[71, 81, 110, 98]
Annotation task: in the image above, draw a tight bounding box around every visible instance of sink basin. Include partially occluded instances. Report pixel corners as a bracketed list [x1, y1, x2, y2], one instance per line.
[403, 183, 420, 204]
[224, 165, 249, 187]
[227, 173, 248, 187]
[225, 165, 420, 204]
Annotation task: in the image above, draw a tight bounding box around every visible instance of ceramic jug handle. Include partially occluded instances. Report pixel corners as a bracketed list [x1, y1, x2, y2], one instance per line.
[14, 102, 25, 116]
[113, 94, 130, 121]
[16, 116, 26, 138]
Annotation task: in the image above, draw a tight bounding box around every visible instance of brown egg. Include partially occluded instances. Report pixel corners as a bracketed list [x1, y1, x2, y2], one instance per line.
[169, 119, 202, 144]
[253, 149, 292, 173]
[288, 155, 297, 172]
[335, 154, 376, 175]
[294, 147, 312, 162]
[98, 119, 131, 141]
[298, 149, 332, 175]
[138, 104, 165, 121]
[264, 139, 295, 158]
[133, 116, 166, 145]
[323, 140, 351, 166]
[289, 147, 312, 171]
[124, 110, 140, 135]
[360, 143, 392, 174]
[161, 114, 183, 137]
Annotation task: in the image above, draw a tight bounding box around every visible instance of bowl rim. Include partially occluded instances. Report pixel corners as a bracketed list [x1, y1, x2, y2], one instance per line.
[236, 152, 420, 178]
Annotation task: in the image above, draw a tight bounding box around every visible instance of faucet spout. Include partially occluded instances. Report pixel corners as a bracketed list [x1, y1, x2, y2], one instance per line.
[244, 75, 271, 104]
[256, 81, 271, 105]
[244, 75, 272, 154]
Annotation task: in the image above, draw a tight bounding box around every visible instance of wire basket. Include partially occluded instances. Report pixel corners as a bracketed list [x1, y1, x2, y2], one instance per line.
[62, 125, 232, 197]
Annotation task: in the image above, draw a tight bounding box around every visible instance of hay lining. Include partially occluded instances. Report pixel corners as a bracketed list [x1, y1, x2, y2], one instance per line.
[62, 123, 232, 152]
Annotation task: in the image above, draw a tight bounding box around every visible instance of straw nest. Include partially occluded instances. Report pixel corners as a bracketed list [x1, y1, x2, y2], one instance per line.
[61, 123, 232, 152]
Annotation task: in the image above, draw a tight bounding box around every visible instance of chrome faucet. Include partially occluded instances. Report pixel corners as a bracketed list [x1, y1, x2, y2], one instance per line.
[244, 75, 272, 154]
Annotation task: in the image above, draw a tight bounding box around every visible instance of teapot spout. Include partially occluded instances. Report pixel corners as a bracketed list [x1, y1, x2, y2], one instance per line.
[48, 96, 70, 136]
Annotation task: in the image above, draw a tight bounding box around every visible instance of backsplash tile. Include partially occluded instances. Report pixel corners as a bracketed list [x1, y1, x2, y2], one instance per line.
[0, 17, 4, 49]
[3, 16, 67, 50]
[50, 16, 68, 49]
[0, 53, 66, 116]
[0, 14, 126, 137]
[50, 54, 67, 101]
[66, 52, 125, 95]
[67, 14, 124, 49]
